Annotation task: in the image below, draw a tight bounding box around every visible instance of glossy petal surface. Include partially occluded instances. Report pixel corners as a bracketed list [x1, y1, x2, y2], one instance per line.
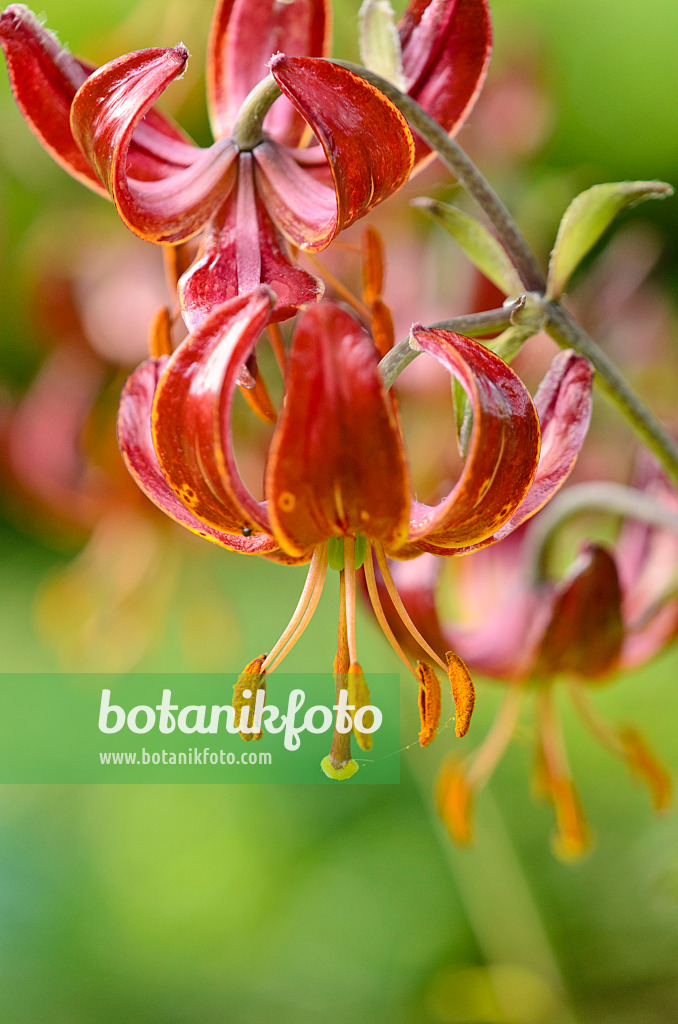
[0, 5, 104, 192]
[399, 0, 492, 166]
[0, 7, 199, 195]
[266, 303, 411, 556]
[179, 163, 322, 331]
[152, 288, 275, 536]
[268, 55, 414, 248]
[71, 46, 236, 243]
[118, 357, 280, 556]
[406, 327, 540, 551]
[207, 0, 330, 144]
[449, 351, 594, 555]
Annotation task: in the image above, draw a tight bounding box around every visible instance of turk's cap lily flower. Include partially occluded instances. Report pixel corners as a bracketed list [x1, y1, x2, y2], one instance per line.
[116, 285, 562, 562]
[0, 0, 491, 326]
[379, 460, 678, 855]
[117, 286, 592, 775]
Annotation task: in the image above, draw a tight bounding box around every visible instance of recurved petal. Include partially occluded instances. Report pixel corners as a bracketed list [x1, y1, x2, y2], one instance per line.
[179, 178, 322, 332]
[267, 55, 414, 249]
[399, 0, 492, 166]
[152, 287, 277, 537]
[532, 544, 624, 679]
[266, 303, 411, 556]
[118, 357, 281, 556]
[447, 350, 594, 556]
[406, 327, 540, 550]
[152, 284, 278, 532]
[0, 8, 202, 196]
[71, 46, 236, 243]
[207, 0, 331, 144]
[0, 5, 105, 193]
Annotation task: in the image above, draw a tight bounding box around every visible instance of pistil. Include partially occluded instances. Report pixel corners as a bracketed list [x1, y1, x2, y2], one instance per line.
[325, 567, 357, 776]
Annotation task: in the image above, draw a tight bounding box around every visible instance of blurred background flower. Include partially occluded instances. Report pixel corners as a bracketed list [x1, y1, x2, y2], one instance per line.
[1, 0, 678, 1021]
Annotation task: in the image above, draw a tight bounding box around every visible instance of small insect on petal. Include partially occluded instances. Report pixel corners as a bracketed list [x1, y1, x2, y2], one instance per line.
[417, 661, 441, 747]
[446, 652, 476, 738]
[618, 726, 673, 813]
[233, 654, 267, 741]
[436, 755, 473, 844]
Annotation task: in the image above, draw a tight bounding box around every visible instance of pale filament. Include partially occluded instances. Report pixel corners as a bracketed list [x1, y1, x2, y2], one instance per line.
[363, 544, 420, 682]
[567, 681, 626, 757]
[373, 544, 448, 673]
[262, 544, 328, 673]
[538, 688, 573, 782]
[466, 683, 524, 789]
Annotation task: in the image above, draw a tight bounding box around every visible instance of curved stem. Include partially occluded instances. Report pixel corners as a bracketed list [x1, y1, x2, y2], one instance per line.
[379, 303, 520, 389]
[329, 59, 546, 293]
[525, 481, 678, 583]
[545, 302, 678, 488]
[334, 59, 678, 487]
[231, 74, 282, 151]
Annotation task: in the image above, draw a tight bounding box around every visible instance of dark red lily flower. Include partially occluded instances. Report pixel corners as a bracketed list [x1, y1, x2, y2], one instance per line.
[0, 0, 491, 327]
[376, 460, 677, 855]
[116, 285, 593, 775]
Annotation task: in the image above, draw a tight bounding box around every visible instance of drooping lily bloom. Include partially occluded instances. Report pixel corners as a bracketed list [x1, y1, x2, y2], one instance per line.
[374, 462, 677, 855]
[0, 0, 491, 328]
[117, 285, 593, 775]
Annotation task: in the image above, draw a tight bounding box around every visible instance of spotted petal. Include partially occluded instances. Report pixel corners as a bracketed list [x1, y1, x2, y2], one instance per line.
[207, 0, 331, 144]
[118, 356, 280, 556]
[266, 303, 411, 557]
[406, 327, 541, 551]
[399, 0, 492, 167]
[266, 55, 414, 250]
[71, 46, 236, 243]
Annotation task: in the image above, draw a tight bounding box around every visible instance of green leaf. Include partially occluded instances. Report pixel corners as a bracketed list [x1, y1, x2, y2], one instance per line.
[489, 324, 534, 365]
[358, 0, 406, 91]
[413, 198, 524, 297]
[547, 180, 674, 299]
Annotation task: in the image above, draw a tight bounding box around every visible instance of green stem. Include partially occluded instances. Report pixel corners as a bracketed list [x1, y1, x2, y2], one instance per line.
[334, 60, 678, 487]
[231, 74, 282, 151]
[379, 303, 519, 389]
[525, 480, 678, 583]
[330, 59, 546, 293]
[545, 302, 678, 489]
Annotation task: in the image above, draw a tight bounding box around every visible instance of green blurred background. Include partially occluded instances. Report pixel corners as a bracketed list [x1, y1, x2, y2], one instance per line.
[1, 0, 678, 1020]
